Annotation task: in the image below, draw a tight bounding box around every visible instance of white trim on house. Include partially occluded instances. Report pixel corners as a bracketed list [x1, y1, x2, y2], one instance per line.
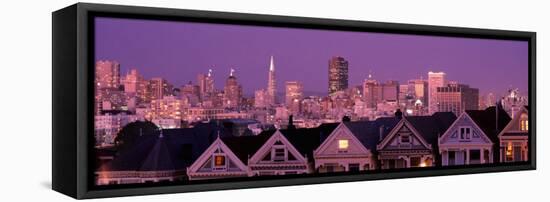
[314, 123, 370, 155]
[247, 130, 310, 176]
[498, 106, 529, 162]
[498, 106, 529, 138]
[376, 118, 435, 169]
[438, 113, 494, 166]
[187, 137, 248, 180]
[377, 118, 431, 151]
[313, 123, 374, 172]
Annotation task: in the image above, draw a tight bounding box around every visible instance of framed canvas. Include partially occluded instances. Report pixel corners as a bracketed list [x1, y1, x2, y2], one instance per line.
[52, 3, 536, 199]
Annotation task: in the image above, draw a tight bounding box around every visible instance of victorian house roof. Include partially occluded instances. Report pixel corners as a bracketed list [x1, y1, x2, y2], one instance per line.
[466, 106, 511, 142]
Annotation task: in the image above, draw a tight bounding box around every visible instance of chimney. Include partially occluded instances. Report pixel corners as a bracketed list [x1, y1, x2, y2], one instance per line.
[395, 109, 403, 119]
[495, 100, 501, 134]
[288, 115, 296, 130]
[379, 125, 384, 141]
[342, 115, 351, 122]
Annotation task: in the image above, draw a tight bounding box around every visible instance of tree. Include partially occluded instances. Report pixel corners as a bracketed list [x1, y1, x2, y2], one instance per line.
[114, 120, 159, 152]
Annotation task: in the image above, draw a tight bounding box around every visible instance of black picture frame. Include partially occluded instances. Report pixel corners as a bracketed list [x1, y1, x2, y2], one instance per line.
[52, 2, 536, 199]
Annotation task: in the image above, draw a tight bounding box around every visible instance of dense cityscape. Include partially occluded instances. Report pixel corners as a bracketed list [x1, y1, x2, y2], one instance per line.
[94, 55, 528, 145]
[94, 55, 529, 185]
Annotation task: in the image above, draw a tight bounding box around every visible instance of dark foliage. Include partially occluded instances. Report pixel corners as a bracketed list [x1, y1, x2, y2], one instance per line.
[114, 121, 159, 152]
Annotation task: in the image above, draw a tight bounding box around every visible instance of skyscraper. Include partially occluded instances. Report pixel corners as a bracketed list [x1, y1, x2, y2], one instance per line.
[254, 89, 268, 108]
[95, 60, 120, 89]
[223, 68, 243, 108]
[428, 71, 446, 114]
[408, 79, 429, 106]
[435, 83, 479, 116]
[148, 77, 173, 101]
[328, 56, 349, 94]
[267, 56, 277, 106]
[123, 69, 147, 105]
[285, 81, 304, 106]
[381, 80, 399, 102]
[363, 74, 380, 108]
[285, 81, 304, 114]
[197, 69, 215, 100]
[362, 74, 398, 108]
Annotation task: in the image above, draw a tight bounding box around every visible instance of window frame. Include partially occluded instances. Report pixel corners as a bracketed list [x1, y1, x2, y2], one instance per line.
[212, 154, 227, 171]
[272, 145, 287, 162]
[338, 139, 349, 152]
[459, 126, 472, 141]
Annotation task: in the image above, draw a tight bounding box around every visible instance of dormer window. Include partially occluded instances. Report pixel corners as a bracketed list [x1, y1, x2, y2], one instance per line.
[400, 134, 410, 144]
[338, 139, 349, 151]
[520, 113, 528, 131]
[459, 127, 472, 140]
[213, 155, 226, 170]
[273, 148, 286, 162]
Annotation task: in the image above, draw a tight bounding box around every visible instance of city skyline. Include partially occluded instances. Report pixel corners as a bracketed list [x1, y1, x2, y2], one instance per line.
[95, 17, 528, 97]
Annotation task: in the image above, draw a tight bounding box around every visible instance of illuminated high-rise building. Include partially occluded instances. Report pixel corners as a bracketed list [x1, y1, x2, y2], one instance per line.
[328, 56, 349, 94]
[428, 71, 446, 114]
[148, 77, 173, 101]
[362, 73, 379, 108]
[95, 60, 120, 89]
[381, 80, 399, 102]
[223, 68, 243, 108]
[94, 61, 122, 114]
[362, 74, 398, 108]
[254, 89, 268, 108]
[267, 56, 277, 106]
[146, 95, 184, 120]
[435, 83, 479, 116]
[408, 79, 429, 106]
[285, 81, 303, 106]
[285, 81, 303, 114]
[123, 69, 147, 104]
[197, 69, 215, 100]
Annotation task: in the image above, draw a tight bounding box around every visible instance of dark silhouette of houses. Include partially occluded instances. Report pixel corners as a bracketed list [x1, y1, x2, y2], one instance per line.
[466, 106, 511, 163]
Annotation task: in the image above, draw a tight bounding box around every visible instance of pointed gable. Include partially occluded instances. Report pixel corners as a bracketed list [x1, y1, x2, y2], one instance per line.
[499, 106, 529, 137]
[314, 123, 370, 156]
[249, 130, 307, 164]
[187, 138, 248, 174]
[377, 118, 432, 150]
[440, 113, 493, 145]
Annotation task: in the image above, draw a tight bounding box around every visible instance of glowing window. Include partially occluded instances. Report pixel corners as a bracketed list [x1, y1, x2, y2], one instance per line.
[520, 113, 528, 131]
[338, 139, 349, 150]
[214, 155, 225, 167]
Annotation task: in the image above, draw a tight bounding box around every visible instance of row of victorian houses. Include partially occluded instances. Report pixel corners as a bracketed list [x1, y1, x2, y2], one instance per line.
[95, 106, 529, 185]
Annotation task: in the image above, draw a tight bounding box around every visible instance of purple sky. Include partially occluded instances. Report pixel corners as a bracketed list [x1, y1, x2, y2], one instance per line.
[95, 17, 528, 97]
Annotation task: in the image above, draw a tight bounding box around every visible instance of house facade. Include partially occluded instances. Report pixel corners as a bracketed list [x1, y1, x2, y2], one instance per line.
[96, 135, 186, 185]
[377, 112, 456, 169]
[247, 130, 310, 176]
[377, 118, 434, 169]
[313, 123, 374, 173]
[439, 113, 494, 166]
[186, 137, 248, 180]
[499, 106, 529, 162]
[96, 127, 212, 185]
